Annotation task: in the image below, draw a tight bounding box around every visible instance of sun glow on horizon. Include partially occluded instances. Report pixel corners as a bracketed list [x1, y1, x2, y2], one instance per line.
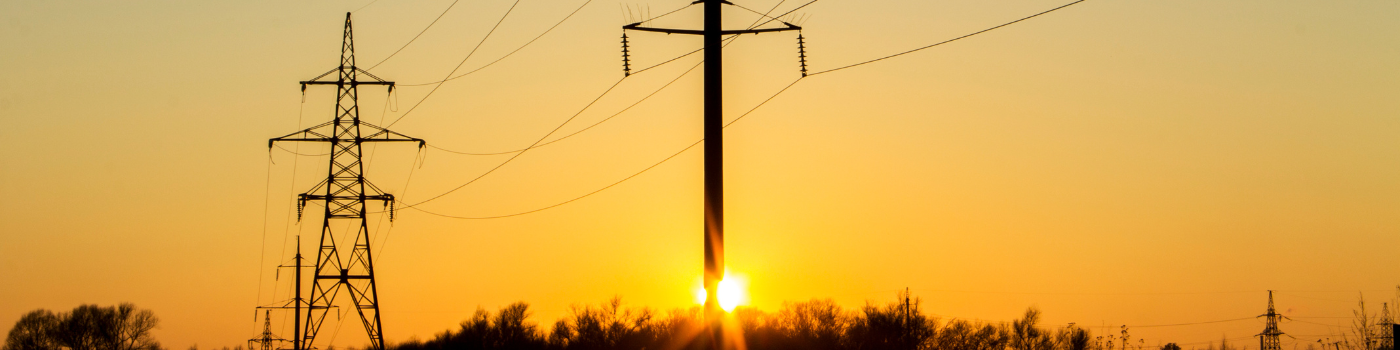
[693, 271, 749, 312]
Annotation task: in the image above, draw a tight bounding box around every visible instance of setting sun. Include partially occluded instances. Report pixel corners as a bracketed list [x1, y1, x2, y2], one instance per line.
[717, 278, 743, 312]
[7, 1, 1400, 349]
[693, 272, 749, 312]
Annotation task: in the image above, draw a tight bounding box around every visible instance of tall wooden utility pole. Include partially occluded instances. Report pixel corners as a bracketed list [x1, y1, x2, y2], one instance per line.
[623, 1, 802, 347]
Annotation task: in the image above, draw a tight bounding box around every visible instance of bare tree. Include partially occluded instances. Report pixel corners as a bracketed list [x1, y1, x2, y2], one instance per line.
[3, 304, 161, 350]
[113, 304, 161, 350]
[1010, 308, 1053, 350]
[3, 310, 61, 350]
[1353, 294, 1378, 350]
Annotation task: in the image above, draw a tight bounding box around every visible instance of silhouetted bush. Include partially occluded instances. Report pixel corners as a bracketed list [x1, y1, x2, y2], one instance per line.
[387, 294, 1102, 350]
[3, 303, 161, 350]
[394, 302, 547, 350]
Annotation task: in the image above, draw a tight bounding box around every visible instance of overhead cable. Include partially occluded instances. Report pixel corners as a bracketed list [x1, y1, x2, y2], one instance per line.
[1131, 317, 1257, 328]
[637, 2, 694, 25]
[399, 0, 595, 87]
[808, 0, 1086, 76]
[384, 0, 523, 128]
[365, 0, 463, 71]
[410, 76, 805, 219]
[396, 1, 803, 213]
[749, 0, 819, 30]
[428, 60, 704, 156]
[352, 0, 382, 13]
[398, 77, 628, 209]
[420, 1, 770, 156]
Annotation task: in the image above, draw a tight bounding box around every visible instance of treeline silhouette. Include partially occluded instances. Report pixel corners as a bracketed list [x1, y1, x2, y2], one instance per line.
[2, 303, 161, 350]
[393, 293, 1102, 350]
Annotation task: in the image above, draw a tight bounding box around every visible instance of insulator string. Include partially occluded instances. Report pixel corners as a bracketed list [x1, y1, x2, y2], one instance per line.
[622, 32, 632, 76]
[797, 32, 809, 77]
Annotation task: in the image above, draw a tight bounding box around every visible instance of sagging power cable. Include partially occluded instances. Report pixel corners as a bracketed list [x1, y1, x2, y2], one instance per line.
[428, 59, 704, 156]
[384, 0, 523, 128]
[410, 76, 805, 219]
[808, 0, 1086, 76]
[364, 0, 462, 71]
[399, 0, 594, 87]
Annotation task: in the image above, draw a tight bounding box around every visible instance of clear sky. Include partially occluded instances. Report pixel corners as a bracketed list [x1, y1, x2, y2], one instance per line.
[2, 0, 1399, 349]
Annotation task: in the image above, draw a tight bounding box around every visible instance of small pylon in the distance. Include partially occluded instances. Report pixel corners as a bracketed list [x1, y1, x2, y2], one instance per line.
[248, 310, 289, 350]
[1258, 290, 1286, 350]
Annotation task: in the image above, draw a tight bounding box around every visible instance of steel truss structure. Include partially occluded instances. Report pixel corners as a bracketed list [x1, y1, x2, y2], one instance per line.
[269, 13, 423, 350]
[1258, 291, 1287, 350]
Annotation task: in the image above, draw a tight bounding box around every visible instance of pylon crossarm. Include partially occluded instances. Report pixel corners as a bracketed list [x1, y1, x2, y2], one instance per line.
[300, 194, 393, 201]
[299, 66, 393, 86]
[358, 124, 425, 147]
[624, 22, 799, 35]
[269, 122, 337, 148]
[301, 68, 340, 85]
[360, 135, 424, 146]
[353, 67, 391, 83]
[301, 80, 394, 87]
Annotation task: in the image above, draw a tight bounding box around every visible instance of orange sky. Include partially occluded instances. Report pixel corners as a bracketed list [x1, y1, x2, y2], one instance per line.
[2, 0, 1399, 349]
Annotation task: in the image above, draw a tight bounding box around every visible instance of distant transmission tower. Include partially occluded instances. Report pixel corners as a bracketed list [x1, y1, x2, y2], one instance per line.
[248, 310, 290, 350]
[1379, 304, 1394, 350]
[269, 12, 424, 350]
[1259, 290, 1287, 350]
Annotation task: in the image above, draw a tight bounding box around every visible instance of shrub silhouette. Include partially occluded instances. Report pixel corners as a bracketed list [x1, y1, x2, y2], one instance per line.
[383, 294, 1116, 350]
[394, 302, 546, 350]
[3, 303, 160, 350]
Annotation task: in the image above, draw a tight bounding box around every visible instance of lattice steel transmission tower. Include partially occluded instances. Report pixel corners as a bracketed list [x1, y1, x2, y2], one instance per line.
[1259, 290, 1287, 350]
[1380, 304, 1394, 350]
[248, 311, 290, 350]
[269, 12, 423, 350]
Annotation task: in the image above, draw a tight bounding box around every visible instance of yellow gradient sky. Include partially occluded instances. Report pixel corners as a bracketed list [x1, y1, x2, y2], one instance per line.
[2, 0, 1399, 348]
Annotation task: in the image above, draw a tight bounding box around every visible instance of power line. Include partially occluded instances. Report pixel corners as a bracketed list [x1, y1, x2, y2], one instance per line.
[398, 0, 594, 87]
[398, 77, 629, 209]
[410, 76, 804, 219]
[913, 288, 1260, 296]
[401, 0, 1093, 219]
[631, 48, 702, 76]
[384, 0, 523, 128]
[808, 0, 1087, 76]
[427, 60, 704, 156]
[274, 144, 328, 157]
[412, 1, 770, 156]
[351, 0, 382, 13]
[748, 0, 819, 30]
[392, 3, 799, 209]
[1275, 292, 1361, 303]
[731, 2, 784, 23]
[1109, 317, 1258, 328]
[1289, 319, 1347, 327]
[747, 0, 788, 28]
[413, 139, 701, 219]
[370, 152, 424, 264]
[636, 2, 694, 25]
[253, 157, 274, 335]
[1170, 336, 1257, 347]
[269, 99, 308, 325]
[382, 50, 712, 209]
[364, 0, 462, 71]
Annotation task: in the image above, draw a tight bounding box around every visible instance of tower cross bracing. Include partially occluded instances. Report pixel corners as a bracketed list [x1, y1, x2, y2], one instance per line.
[269, 12, 423, 350]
